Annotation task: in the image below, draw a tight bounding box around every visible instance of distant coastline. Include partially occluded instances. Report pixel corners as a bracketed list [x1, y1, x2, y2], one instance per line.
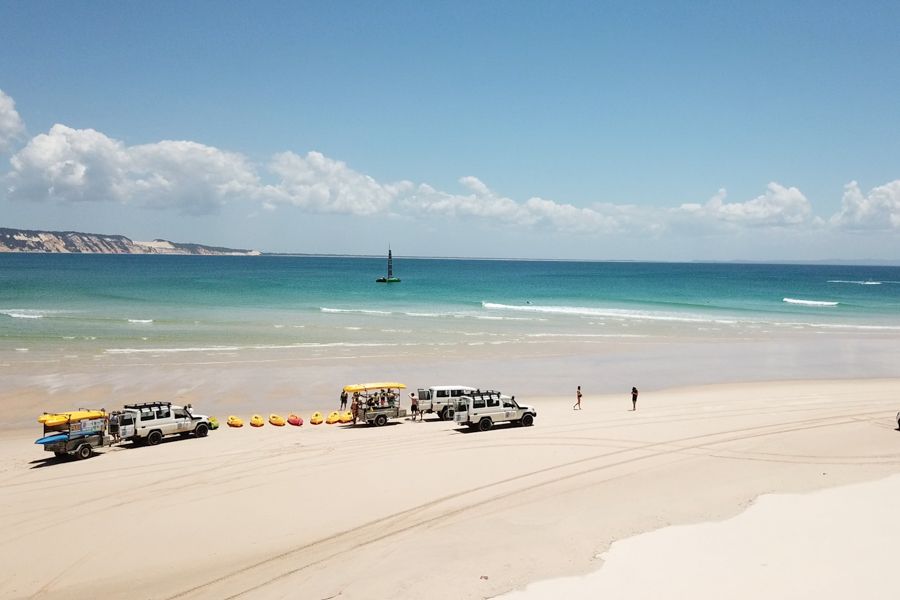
[0, 227, 259, 255]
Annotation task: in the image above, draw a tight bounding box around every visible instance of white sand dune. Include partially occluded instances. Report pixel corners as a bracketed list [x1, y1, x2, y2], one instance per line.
[1, 378, 899, 599]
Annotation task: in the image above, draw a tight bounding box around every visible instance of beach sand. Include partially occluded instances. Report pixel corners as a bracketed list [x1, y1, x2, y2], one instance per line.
[2, 376, 899, 599]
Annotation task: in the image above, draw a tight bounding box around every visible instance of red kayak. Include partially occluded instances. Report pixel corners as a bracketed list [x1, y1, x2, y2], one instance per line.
[287, 414, 303, 427]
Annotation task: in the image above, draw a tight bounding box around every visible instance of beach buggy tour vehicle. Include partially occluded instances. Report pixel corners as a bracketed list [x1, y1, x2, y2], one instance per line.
[415, 385, 476, 421]
[453, 390, 537, 432]
[36, 409, 113, 459]
[344, 382, 408, 426]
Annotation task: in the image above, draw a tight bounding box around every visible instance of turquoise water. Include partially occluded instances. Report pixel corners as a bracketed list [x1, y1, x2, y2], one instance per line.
[2, 254, 899, 356]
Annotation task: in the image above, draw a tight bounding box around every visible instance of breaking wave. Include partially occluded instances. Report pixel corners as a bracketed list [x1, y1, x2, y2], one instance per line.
[782, 298, 839, 307]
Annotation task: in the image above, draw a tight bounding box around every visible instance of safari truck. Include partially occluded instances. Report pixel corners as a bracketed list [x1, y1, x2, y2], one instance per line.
[345, 382, 408, 426]
[114, 402, 212, 445]
[453, 390, 537, 432]
[415, 385, 476, 421]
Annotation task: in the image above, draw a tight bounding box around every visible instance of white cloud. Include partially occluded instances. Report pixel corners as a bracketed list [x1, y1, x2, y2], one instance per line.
[829, 180, 900, 231]
[5, 124, 258, 214]
[4, 90, 895, 244]
[262, 151, 411, 215]
[675, 183, 812, 227]
[0, 89, 26, 154]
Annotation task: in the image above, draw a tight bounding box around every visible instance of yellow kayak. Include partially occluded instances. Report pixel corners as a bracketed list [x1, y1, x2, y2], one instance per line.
[38, 410, 106, 427]
[209, 416, 220, 430]
[310, 411, 324, 425]
[227, 415, 244, 428]
[250, 414, 265, 427]
[325, 411, 341, 424]
[269, 414, 286, 427]
[340, 410, 353, 423]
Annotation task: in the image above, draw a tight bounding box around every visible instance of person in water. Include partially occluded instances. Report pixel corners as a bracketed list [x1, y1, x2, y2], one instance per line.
[574, 385, 583, 410]
[631, 386, 639, 411]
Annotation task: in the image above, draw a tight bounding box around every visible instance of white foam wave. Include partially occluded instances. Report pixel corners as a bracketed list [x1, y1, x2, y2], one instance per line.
[782, 298, 839, 307]
[1, 309, 44, 319]
[526, 333, 649, 338]
[105, 341, 399, 354]
[127, 319, 153, 324]
[827, 280, 881, 285]
[321, 307, 392, 315]
[482, 302, 726, 324]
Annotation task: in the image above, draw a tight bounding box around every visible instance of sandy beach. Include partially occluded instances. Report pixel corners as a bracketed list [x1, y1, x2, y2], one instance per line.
[3, 376, 899, 599]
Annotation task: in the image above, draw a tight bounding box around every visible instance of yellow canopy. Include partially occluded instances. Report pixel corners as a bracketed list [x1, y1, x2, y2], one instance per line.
[343, 382, 407, 393]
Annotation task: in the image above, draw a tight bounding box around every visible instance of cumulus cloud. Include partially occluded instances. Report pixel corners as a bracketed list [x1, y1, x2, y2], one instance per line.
[0, 89, 26, 154]
[830, 180, 900, 231]
[675, 183, 812, 227]
[4, 90, 895, 241]
[262, 151, 412, 215]
[5, 124, 258, 214]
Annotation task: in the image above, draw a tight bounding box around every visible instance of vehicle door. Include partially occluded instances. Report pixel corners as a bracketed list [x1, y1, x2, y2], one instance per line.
[470, 395, 487, 422]
[172, 407, 192, 433]
[501, 397, 518, 421]
[118, 412, 136, 439]
[485, 394, 504, 421]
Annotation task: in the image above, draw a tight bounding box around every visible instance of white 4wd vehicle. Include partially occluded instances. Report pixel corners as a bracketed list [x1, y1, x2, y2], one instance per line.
[112, 402, 211, 446]
[453, 390, 536, 432]
[416, 385, 476, 421]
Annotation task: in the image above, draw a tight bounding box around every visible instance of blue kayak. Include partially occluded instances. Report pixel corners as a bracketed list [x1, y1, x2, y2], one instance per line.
[35, 433, 68, 445]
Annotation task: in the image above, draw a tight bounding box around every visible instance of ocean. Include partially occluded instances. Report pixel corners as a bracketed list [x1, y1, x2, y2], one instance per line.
[2, 254, 899, 361]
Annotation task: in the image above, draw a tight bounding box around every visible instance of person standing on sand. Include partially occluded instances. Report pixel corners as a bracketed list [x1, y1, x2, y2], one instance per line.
[350, 395, 359, 424]
[631, 386, 639, 411]
[409, 392, 420, 421]
[574, 385, 583, 410]
[340, 389, 348, 410]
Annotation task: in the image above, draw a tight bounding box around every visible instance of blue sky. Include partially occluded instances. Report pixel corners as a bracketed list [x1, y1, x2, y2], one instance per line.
[1, 1, 898, 260]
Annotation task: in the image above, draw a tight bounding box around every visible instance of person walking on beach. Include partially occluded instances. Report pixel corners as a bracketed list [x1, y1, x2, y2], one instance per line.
[340, 389, 348, 410]
[574, 385, 583, 410]
[631, 386, 639, 411]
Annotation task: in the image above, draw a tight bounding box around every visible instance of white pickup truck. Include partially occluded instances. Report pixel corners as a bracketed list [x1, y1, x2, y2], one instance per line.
[112, 402, 211, 446]
[453, 390, 537, 432]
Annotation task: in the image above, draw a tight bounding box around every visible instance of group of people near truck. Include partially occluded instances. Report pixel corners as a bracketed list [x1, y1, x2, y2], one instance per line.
[347, 388, 399, 424]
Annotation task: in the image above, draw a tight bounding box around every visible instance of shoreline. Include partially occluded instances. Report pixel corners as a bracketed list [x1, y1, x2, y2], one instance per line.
[3, 377, 899, 599]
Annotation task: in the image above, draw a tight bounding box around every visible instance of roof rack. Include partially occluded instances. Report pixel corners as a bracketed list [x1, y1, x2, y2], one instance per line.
[123, 401, 173, 410]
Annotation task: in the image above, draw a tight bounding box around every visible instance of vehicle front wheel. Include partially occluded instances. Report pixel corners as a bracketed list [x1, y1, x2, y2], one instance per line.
[374, 414, 388, 427]
[478, 418, 492, 432]
[521, 414, 534, 427]
[195, 423, 209, 438]
[147, 431, 163, 446]
[76, 445, 92, 460]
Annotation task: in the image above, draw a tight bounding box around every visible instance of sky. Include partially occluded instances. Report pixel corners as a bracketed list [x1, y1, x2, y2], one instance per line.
[1, 0, 899, 261]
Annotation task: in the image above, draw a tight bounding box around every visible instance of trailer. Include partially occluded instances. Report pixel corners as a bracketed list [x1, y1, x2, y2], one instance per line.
[344, 382, 408, 426]
[35, 412, 112, 460]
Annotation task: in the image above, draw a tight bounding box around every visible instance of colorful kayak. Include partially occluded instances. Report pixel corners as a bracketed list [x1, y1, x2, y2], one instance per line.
[269, 414, 286, 427]
[340, 411, 353, 423]
[250, 414, 265, 427]
[310, 411, 324, 425]
[38, 410, 106, 428]
[325, 411, 341, 424]
[227, 415, 244, 428]
[209, 416, 220, 430]
[287, 414, 303, 426]
[35, 433, 68, 445]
